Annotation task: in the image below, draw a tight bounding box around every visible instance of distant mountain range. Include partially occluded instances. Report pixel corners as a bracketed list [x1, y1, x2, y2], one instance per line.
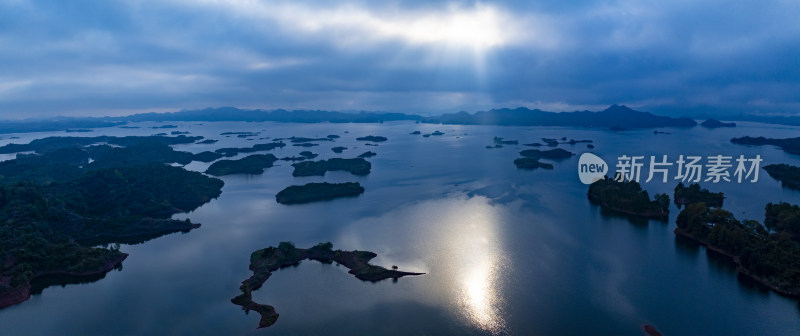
[419, 104, 697, 128]
[0, 104, 703, 134]
[118, 107, 420, 124]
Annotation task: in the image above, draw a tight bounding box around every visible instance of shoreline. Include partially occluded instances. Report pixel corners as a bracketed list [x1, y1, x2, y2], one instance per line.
[674, 228, 800, 298]
[0, 253, 128, 310]
[587, 193, 668, 220]
[232, 244, 424, 328]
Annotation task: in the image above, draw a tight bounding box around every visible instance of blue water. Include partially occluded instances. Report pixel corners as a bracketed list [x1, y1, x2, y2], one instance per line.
[1, 121, 799, 335]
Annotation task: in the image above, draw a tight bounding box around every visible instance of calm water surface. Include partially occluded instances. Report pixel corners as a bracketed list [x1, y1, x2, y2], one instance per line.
[1, 121, 799, 335]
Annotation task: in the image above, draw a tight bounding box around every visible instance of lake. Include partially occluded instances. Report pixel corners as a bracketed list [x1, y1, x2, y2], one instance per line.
[1, 121, 799, 335]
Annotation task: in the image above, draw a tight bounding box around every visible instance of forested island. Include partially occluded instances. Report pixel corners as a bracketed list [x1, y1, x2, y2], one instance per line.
[275, 182, 365, 204]
[493, 137, 518, 145]
[763, 164, 800, 190]
[231, 242, 423, 328]
[291, 158, 371, 177]
[676, 203, 800, 297]
[674, 183, 724, 208]
[513, 148, 573, 170]
[273, 136, 333, 144]
[587, 178, 669, 219]
[519, 148, 574, 159]
[0, 136, 216, 184]
[0, 138, 224, 309]
[213, 142, 286, 157]
[205, 154, 278, 176]
[356, 135, 388, 142]
[701, 118, 736, 128]
[731, 136, 800, 155]
[765, 202, 800, 241]
[513, 158, 554, 170]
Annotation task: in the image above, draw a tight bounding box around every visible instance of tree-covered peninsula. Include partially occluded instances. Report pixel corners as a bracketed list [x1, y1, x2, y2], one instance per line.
[0, 164, 223, 309]
[275, 182, 365, 204]
[676, 203, 800, 297]
[291, 158, 371, 177]
[205, 154, 278, 176]
[0, 137, 224, 310]
[231, 242, 423, 328]
[763, 164, 800, 191]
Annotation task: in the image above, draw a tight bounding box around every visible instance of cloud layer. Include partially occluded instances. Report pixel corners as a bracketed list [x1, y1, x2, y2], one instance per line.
[0, 0, 798, 118]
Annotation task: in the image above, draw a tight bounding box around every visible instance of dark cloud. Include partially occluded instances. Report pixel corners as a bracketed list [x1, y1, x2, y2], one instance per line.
[0, 0, 797, 119]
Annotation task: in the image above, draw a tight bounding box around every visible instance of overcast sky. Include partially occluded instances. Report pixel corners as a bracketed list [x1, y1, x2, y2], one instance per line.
[0, 0, 798, 119]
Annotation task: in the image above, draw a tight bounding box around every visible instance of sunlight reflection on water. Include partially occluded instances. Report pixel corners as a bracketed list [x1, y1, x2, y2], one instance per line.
[412, 196, 509, 334]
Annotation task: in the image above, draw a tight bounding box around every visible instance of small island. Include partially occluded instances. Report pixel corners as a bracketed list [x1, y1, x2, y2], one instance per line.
[563, 138, 593, 145]
[357, 151, 377, 158]
[214, 142, 286, 157]
[274, 136, 333, 143]
[512, 148, 572, 171]
[205, 154, 278, 176]
[221, 131, 259, 137]
[701, 118, 736, 128]
[513, 157, 554, 170]
[587, 177, 669, 219]
[331, 146, 347, 153]
[540, 138, 559, 147]
[298, 151, 317, 159]
[673, 182, 724, 208]
[519, 148, 574, 159]
[291, 158, 371, 177]
[356, 135, 388, 142]
[493, 137, 518, 145]
[275, 182, 365, 204]
[763, 164, 800, 190]
[231, 242, 423, 328]
[423, 131, 444, 137]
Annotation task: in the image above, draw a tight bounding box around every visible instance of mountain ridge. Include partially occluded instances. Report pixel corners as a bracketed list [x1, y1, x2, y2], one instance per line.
[0, 104, 698, 134]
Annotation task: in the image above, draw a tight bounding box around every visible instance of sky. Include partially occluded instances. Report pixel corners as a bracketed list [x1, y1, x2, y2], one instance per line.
[0, 0, 798, 119]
